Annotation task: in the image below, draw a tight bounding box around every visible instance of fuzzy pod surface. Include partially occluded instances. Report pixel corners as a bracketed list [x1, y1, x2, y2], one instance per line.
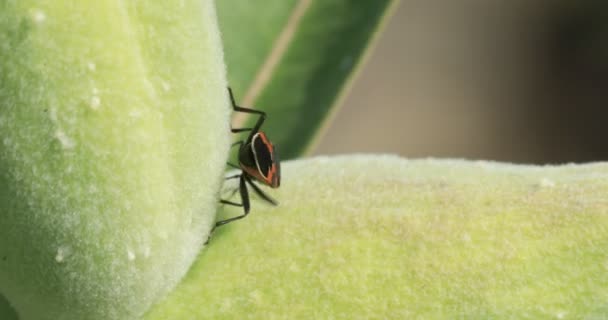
[147, 155, 608, 319]
[0, 1, 230, 319]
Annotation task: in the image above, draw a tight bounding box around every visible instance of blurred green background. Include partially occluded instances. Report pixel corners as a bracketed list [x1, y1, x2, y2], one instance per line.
[314, 0, 608, 164]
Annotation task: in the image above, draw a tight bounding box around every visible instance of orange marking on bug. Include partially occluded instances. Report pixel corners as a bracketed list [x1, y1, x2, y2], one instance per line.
[258, 132, 274, 154]
[243, 165, 266, 185]
[255, 132, 279, 187]
[266, 163, 279, 188]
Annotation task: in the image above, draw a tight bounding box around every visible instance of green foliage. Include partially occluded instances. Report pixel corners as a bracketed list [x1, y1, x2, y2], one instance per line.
[218, 0, 395, 159]
[216, 0, 298, 95]
[0, 294, 17, 320]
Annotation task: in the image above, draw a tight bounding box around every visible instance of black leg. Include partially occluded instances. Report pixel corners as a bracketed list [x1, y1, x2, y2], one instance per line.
[218, 173, 242, 209]
[219, 199, 242, 207]
[227, 141, 243, 169]
[227, 87, 266, 144]
[208, 88, 275, 245]
[244, 175, 278, 206]
[224, 174, 240, 180]
[230, 140, 243, 148]
[222, 185, 240, 201]
[214, 174, 251, 228]
[231, 128, 252, 134]
[226, 162, 240, 170]
[218, 174, 242, 208]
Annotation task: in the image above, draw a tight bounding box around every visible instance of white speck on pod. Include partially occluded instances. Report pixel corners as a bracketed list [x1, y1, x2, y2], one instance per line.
[127, 249, 136, 261]
[288, 262, 300, 273]
[90, 96, 101, 110]
[219, 298, 233, 312]
[129, 109, 142, 118]
[54, 130, 75, 149]
[49, 107, 58, 123]
[31, 9, 46, 24]
[87, 62, 96, 72]
[539, 178, 555, 188]
[161, 81, 171, 92]
[249, 290, 263, 304]
[55, 245, 72, 263]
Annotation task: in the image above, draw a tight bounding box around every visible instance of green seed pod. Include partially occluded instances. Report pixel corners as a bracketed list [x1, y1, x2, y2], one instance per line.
[0, 1, 230, 319]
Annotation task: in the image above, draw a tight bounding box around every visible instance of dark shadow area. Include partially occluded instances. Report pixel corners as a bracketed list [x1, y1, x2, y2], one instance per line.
[528, 0, 608, 162]
[0, 293, 18, 320]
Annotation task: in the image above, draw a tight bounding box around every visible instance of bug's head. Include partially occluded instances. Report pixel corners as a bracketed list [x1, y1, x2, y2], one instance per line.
[244, 132, 280, 188]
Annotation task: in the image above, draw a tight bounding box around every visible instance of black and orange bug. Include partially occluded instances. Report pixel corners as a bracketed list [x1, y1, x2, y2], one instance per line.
[213, 87, 281, 229]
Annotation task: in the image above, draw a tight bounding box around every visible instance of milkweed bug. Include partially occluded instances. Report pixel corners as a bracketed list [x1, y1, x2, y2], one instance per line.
[213, 87, 281, 230]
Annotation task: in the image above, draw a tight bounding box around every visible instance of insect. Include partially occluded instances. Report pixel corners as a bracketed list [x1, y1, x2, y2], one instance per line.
[213, 87, 281, 230]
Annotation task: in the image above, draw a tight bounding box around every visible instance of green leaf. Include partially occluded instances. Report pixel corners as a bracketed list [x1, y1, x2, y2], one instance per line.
[216, 0, 298, 96]
[217, 0, 397, 159]
[0, 294, 18, 320]
[0, 1, 229, 319]
[145, 155, 608, 318]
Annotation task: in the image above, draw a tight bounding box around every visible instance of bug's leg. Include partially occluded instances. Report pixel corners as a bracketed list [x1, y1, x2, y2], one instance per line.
[207, 175, 249, 244]
[231, 127, 253, 134]
[224, 174, 240, 180]
[227, 87, 266, 143]
[218, 173, 241, 199]
[244, 175, 278, 206]
[218, 171, 241, 208]
[214, 174, 251, 228]
[226, 162, 240, 170]
[227, 88, 256, 134]
[222, 185, 239, 200]
[226, 141, 243, 170]
[230, 140, 243, 148]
